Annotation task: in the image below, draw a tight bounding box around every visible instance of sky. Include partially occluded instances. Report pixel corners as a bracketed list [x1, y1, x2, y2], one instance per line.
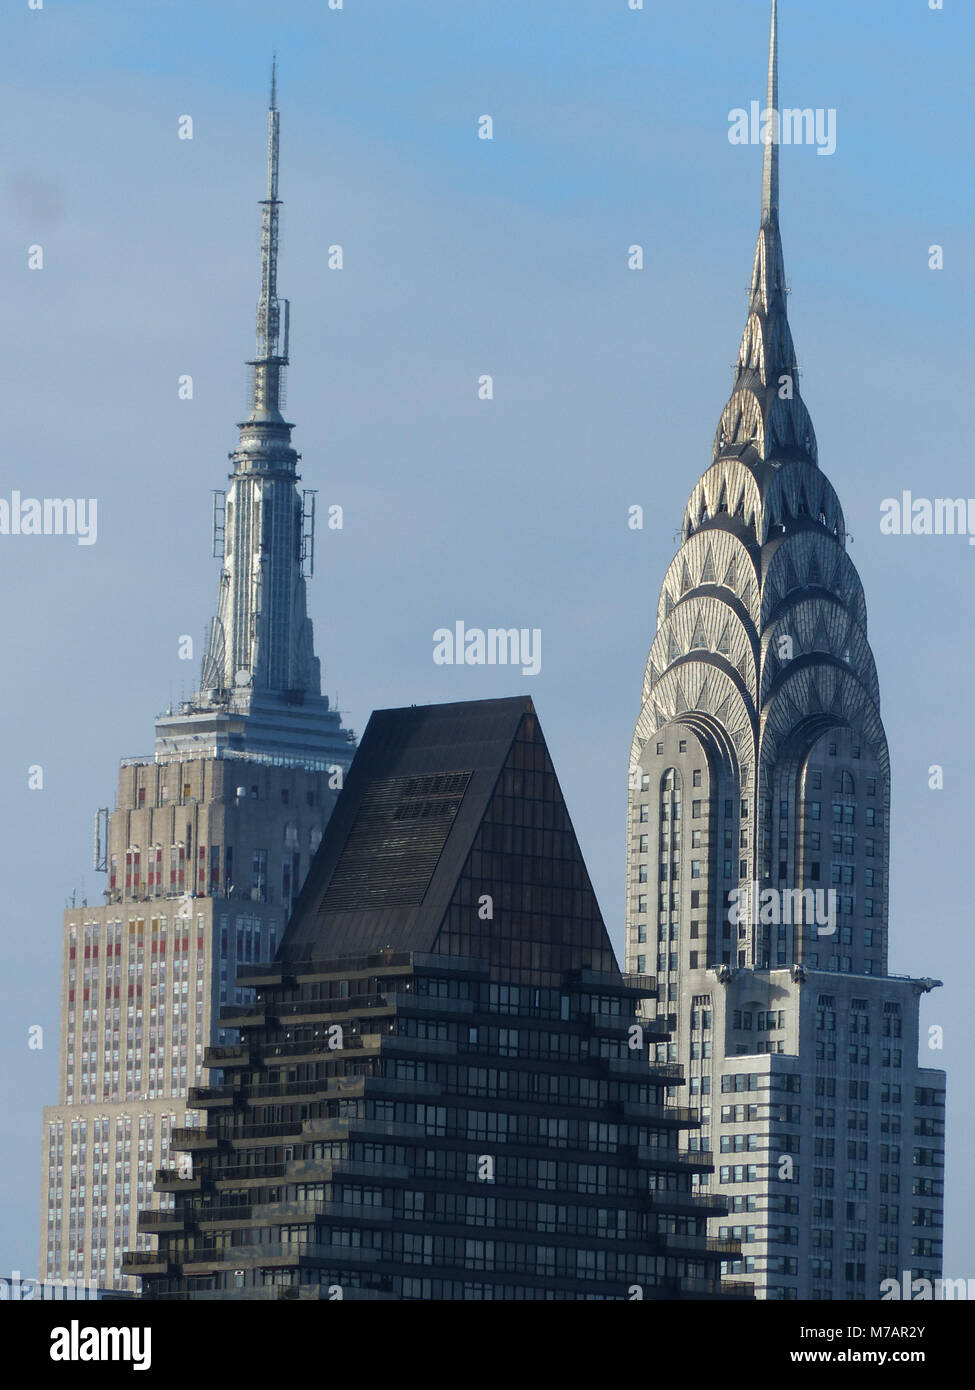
[0, 0, 971, 1280]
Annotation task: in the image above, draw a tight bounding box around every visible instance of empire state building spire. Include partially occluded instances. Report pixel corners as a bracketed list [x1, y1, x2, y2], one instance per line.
[250, 54, 288, 424]
[155, 65, 354, 766]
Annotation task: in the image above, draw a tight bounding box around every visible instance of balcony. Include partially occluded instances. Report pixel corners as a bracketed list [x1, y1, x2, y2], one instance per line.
[658, 1231, 742, 1256]
[621, 1101, 698, 1127]
[231, 1119, 304, 1141]
[721, 1279, 756, 1299]
[171, 1128, 219, 1151]
[153, 1170, 202, 1193]
[137, 1209, 186, 1234]
[121, 1251, 172, 1277]
[639, 1146, 713, 1169]
[646, 1189, 728, 1216]
[219, 1004, 266, 1029]
[646, 1062, 686, 1083]
[180, 1242, 381, 1271]
[187, 1086, 237, 1109]
[204, 1045, 257, 1070]
[235, 964, 286, 988]
[621, 973, 658, 995]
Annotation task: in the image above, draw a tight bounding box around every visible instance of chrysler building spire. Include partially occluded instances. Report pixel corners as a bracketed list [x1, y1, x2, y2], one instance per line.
[762, 0, 778, 221]
[711, 0, 816, 473]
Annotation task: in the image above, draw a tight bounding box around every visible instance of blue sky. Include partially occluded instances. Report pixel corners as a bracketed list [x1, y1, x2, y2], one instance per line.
[0, 0, 971, 1279]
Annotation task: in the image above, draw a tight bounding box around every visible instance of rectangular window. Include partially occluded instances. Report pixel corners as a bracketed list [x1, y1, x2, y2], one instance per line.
[251, 849, 268, 903]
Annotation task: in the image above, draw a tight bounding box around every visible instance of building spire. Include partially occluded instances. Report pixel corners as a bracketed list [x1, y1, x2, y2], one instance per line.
[156, 64, 357, 766]
[250, 54, 288, 422]
[762, 0, 778, 222]
[709, 0, 818, 471]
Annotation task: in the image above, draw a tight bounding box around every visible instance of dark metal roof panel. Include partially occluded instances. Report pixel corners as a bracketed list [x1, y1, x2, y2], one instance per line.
[280, 697, 533, 962]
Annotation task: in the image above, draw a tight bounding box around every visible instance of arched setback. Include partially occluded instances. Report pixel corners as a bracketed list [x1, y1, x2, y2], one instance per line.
[626, 719, 743, 1016]
[796, 725, 890, 978]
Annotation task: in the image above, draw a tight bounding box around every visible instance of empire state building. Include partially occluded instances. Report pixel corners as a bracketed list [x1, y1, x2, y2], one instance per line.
[40, 68, 355, 1293]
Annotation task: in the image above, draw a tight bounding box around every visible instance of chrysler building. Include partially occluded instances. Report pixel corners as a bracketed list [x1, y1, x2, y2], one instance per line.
[624, 2, 945, 1299]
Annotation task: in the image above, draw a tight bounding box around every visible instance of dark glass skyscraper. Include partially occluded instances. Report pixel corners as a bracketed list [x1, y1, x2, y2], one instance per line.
[126, 697, 746, 1299]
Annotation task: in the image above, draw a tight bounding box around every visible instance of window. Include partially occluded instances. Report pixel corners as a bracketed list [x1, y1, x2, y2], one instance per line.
[693, 770, 702, 787]
[809, 802, 821, 820]
[679, 741, 687, 753]
[251, 849, 268, 902]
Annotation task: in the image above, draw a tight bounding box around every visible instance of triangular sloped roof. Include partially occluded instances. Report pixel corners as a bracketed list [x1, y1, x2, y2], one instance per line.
[280, 696, 618, 980]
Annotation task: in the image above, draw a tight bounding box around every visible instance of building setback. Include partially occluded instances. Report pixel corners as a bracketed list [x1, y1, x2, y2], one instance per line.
[623, 2, 945, 1299]
[40, 68, 355, 1293]
[126, 697, 748, 1300]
